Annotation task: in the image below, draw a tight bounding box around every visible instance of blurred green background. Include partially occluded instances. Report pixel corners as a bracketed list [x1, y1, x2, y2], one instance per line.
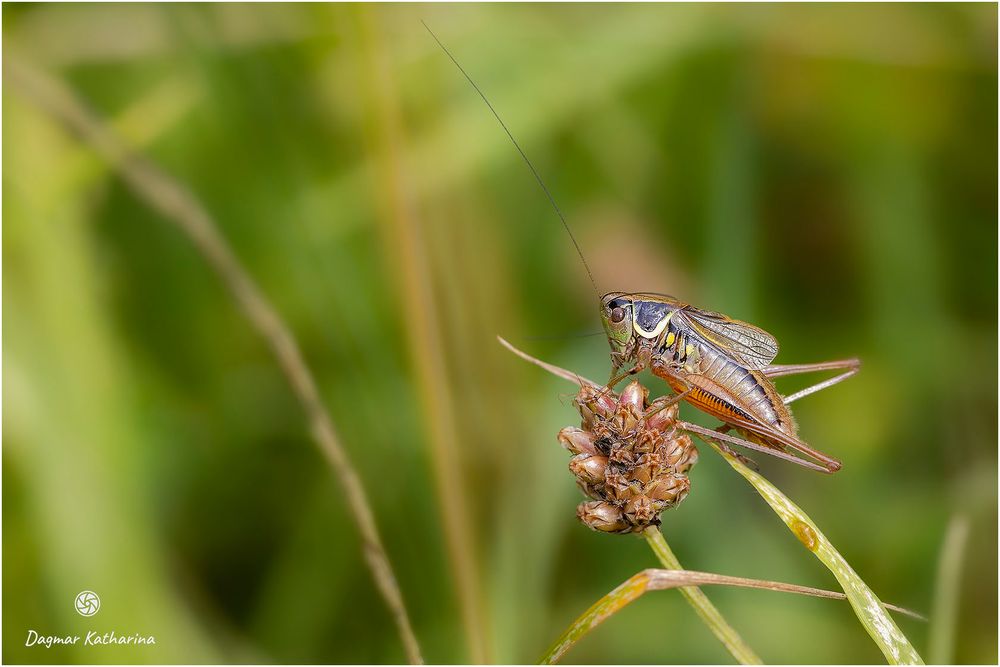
[3, 3, 997, 664]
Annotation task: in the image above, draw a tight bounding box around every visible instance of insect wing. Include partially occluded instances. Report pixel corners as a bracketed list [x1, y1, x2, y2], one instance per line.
[676, 307, 779, 369]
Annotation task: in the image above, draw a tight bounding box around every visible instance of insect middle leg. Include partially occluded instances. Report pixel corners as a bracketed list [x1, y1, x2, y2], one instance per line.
[643, 388, 691, 420]
[709, 425, 760, 471]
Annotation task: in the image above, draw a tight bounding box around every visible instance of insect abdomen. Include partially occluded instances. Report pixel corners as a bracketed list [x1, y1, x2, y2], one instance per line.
[684, 342, 791, 434]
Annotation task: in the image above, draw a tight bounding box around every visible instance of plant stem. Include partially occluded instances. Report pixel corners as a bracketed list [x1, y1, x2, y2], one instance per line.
[4, 51, 423, 665]
[643, 527, 762, 665]
[354, 8, 488, 662]
[928, 514, 969, 664]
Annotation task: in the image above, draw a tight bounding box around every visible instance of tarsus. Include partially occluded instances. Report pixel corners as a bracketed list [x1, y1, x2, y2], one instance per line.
[422, 20, 599, 295]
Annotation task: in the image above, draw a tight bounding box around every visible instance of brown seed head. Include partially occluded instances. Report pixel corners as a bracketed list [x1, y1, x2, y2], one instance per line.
[557, 427, 597, 455]
[644, 473, 691, 506]
[577, 501, 630, 534]
[564, 380, 699, 534]
[623, 495, 659, 525]
[568, 453, 608, 485]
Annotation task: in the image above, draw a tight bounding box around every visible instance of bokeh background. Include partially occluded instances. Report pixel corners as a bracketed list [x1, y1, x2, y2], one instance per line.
[3, 3, 997, 664]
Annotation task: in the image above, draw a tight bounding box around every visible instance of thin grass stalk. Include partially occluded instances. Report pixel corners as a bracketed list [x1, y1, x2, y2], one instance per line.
[540, 565, 921, 664]
[928, 514, 970, 664]
[644, 527, 761, 664]
[353, 8, 488, 662]
[3, 51, 423, 665]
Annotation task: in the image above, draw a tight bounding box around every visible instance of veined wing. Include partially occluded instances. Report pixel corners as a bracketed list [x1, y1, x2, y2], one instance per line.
[675, 306, 779, 369]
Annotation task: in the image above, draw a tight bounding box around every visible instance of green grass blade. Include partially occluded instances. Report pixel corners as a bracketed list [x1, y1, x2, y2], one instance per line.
[707, 443, 924, 665]
[540, 562, 919, 664]
[644, 528, 762, 665]
[928, 514, 970, 664]
[540, 569, 650, 664]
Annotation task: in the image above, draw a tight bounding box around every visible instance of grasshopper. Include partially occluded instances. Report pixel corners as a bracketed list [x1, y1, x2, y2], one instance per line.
[426, 23, 858, 473]
[599, 292, 858, 472]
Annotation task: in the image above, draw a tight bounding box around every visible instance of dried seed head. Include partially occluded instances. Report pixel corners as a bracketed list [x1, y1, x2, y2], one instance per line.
[664, 433, 699, 473]
[568, 453, 608, 485]
[646, 401, 680, 431]
[563, 380, 699, 534]
[620, 381, 648, 412]
[575, 479, 604, 501]
[623, 495, 659, 525]
[576, 385, 618, 428]
[558, 427, 597, 455]
[644, 473, 691, 506]
[577, 501, 630, 533]
[604, 470, 640, 503]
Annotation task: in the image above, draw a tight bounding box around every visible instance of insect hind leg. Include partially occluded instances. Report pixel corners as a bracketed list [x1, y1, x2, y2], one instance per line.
[762, 359, 860, 406]
[763, 358, 860, 378]
[783, 370, 858, 405]
[676, 420, 833, 474]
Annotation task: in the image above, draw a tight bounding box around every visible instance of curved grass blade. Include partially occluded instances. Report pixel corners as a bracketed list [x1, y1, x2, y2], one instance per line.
[540, 565, 920, 664]
[705, 442, 924, 665]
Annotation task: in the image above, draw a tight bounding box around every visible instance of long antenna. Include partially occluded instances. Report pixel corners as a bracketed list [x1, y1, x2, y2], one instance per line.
[422, 21, 600, 295]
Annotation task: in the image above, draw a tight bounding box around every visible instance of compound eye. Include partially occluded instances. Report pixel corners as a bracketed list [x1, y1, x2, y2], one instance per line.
[610, 307, 626, 324]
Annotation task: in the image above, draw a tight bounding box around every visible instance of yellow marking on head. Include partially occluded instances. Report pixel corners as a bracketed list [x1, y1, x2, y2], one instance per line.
[633, 310, 673, 340]
[665, 332, 676, 347]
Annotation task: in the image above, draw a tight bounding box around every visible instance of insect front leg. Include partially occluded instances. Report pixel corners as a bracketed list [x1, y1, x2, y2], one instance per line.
[605, 343, 652, 389]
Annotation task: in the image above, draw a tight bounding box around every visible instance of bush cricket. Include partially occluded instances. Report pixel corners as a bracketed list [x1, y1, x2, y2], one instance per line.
[425, 22, 859, 473]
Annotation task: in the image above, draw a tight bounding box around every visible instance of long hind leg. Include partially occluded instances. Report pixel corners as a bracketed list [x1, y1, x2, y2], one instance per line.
[675, 420, 831, 473]
[763, 358, 860, 378]
[763, 359, 860, 405]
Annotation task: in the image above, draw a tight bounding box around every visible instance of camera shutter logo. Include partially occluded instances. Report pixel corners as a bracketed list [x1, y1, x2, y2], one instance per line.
[74, 591, 100, 617]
